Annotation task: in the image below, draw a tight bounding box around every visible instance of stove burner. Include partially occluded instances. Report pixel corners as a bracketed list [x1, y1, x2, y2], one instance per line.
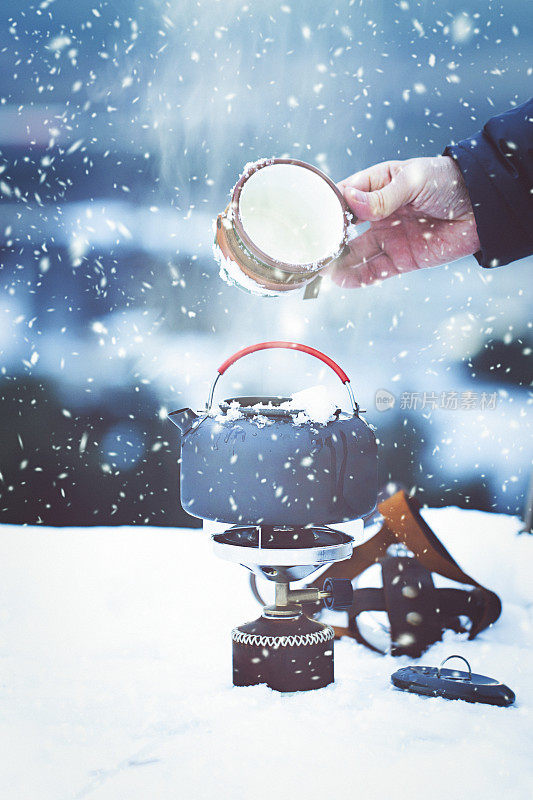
[213, 524, 350, 549]
[212, 524, 354, 581]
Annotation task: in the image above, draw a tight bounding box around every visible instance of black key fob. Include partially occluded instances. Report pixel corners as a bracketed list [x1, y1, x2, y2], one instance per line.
[391, 655, 515, 707]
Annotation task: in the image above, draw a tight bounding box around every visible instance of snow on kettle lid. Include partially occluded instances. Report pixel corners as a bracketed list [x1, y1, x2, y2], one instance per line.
[213, 386, 340, 426]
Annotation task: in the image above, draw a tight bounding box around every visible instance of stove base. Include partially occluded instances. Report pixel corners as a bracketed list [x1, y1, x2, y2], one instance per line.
[232, 614, 334, 692]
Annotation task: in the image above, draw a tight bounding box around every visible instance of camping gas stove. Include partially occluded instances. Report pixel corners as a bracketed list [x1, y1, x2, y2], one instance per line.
[213, 524, 357, 692]
[169, 341, 378, 692]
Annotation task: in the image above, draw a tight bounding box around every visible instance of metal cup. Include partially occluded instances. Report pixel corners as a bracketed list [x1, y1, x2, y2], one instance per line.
[214, 158, 355, 298]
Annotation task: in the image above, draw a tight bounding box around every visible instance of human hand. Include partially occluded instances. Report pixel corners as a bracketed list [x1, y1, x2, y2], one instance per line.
[328, 156, 480, 288]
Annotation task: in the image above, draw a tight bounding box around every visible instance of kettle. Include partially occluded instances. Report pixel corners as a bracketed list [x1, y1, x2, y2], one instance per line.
[168, 341, 377, 526]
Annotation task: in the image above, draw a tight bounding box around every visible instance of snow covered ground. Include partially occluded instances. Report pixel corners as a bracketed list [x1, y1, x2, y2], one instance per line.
[1, 507, 532, 800]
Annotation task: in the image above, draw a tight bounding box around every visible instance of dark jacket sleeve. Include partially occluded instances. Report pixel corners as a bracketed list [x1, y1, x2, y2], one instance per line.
[443, 98, 533, 268]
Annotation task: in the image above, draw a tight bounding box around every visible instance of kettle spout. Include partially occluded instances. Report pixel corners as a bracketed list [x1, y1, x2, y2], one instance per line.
[168, 407, 198, 434]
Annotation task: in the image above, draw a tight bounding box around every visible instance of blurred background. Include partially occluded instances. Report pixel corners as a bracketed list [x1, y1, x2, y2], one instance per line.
[0, 0, 531, 527]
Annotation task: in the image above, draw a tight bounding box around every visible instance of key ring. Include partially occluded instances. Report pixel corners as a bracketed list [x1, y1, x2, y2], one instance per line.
[437, 655, 472, 681]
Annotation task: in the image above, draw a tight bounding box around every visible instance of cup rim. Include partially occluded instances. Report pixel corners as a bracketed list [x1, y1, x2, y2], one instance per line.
[231, 158, 351, 273]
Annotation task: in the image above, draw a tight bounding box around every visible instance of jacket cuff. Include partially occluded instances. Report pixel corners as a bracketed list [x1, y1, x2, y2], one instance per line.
[444, 132, 532, 268]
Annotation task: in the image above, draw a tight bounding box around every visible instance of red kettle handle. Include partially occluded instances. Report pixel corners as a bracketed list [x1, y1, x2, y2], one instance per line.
[217, 341, 351, 383]
[208, 341, 358, 413]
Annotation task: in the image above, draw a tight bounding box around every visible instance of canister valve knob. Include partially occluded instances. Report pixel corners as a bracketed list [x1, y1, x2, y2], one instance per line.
[322, 577, 354, 611]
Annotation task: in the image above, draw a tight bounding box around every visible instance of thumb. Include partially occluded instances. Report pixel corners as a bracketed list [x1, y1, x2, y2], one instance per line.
[343, 169, 413, 221]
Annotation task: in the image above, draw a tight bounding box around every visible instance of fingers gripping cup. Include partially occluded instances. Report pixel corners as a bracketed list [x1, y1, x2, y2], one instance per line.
[214, 159, 355, 298]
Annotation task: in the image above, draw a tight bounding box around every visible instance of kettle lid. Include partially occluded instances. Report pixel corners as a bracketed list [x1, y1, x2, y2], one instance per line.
[219, 396, 341, 420]
[220, 396, 293, 418]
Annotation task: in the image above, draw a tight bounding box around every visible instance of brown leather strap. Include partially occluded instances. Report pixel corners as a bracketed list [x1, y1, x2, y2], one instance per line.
[349, 559, 487, 657]
[378, 491, 500, 637]
[313, 490, 501, 641]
